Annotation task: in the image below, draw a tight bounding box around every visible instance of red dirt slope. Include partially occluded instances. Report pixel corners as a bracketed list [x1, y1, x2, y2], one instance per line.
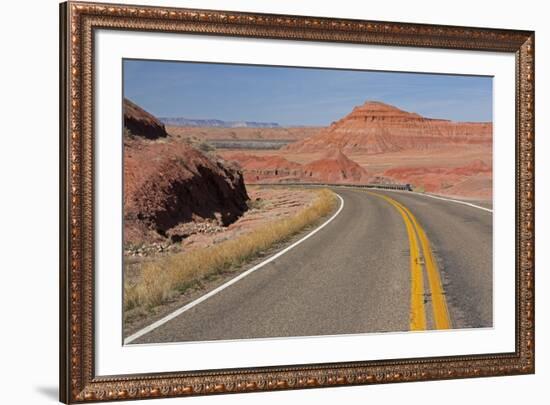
[225, 149, 368, 184]
[125, 141, 249, 244]
[383, 159, 492, 198]
[303, 149, 369, 183]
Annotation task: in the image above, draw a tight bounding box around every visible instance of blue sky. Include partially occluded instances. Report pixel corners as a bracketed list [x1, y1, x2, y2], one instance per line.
[123, 59, 493, 126]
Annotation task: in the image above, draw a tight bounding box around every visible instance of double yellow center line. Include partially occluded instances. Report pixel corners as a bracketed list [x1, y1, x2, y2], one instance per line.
[367, 192, 451, 331]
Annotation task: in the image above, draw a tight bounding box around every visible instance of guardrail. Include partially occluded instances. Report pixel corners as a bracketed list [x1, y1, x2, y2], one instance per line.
[253, 182, 413, 191]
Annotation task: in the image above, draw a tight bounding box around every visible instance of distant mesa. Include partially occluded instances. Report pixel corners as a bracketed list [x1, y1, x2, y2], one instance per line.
[123, 98, 168, 140]
[159, 116, 281, 128]
[166, 126, 322, 144]
[285, 101, 492, 154]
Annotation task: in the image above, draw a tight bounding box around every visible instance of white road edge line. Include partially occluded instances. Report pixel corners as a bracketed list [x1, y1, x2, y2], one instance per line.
[379, 188, 493, 213]
[416, 192, 493, 213]
[124, 193, 345, 345]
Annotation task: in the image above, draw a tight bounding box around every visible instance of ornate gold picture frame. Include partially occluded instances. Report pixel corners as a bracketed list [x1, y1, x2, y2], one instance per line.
[60, 1, 535, 402]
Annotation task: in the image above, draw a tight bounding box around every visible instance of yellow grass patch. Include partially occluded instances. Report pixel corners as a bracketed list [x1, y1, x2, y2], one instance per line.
[125, 188, 337, 311]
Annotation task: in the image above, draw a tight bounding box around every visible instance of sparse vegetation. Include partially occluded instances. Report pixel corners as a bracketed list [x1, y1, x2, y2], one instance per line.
[124, 127, 136, 139]
[196, 140, 216, 153]
[124, 189, 337, 311]
[246, 197, 266, 210]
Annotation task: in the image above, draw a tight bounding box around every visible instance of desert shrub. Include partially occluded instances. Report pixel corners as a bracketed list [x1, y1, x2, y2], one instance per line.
[246, 197, 265, 210]
[124, 127, 136, 139]
[196, 140, 215, 153]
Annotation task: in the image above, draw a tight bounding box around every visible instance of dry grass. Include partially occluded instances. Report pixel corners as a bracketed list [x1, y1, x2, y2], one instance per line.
[124, 188, 337, 312]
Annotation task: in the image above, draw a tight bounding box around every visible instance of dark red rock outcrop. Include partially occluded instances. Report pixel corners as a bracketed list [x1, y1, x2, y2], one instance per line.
[285, 101, 492, 154]
[125, 142, 249, 244]
[123, 100, 249, 244]
[124, 98, 168, 140]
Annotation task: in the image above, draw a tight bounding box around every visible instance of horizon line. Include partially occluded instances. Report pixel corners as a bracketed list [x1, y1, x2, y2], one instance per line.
[125, 97, 493, 127]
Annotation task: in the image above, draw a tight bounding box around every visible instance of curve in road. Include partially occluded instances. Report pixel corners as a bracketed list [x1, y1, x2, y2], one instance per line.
[126, 187, 492, 344]
[125, 193, 345, 344]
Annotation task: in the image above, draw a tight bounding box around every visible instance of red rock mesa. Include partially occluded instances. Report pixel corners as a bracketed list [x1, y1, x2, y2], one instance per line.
[285, 101, 492, 154]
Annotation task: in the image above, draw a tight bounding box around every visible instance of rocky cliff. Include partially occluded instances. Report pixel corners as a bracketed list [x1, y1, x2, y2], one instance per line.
[285, 101, 492, 154]
[124, 98, 168, 140]
[123, 100, 249, 245]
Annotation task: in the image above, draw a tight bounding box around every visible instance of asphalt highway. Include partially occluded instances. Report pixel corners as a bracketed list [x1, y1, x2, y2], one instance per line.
[129, 188, 492, 344]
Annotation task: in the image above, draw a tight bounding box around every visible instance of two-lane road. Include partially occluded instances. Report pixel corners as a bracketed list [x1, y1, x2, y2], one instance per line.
[128, 188, 492, 344]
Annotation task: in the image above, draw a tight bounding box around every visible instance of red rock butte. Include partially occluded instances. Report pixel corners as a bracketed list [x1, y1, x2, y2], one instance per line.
[226, 149, 368, 185]
[303, 149, 368, 183]
[285, 101, 492, 154]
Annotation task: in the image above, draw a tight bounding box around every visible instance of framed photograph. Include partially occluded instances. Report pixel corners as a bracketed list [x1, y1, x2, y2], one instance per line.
[59, 1, 535, 402]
